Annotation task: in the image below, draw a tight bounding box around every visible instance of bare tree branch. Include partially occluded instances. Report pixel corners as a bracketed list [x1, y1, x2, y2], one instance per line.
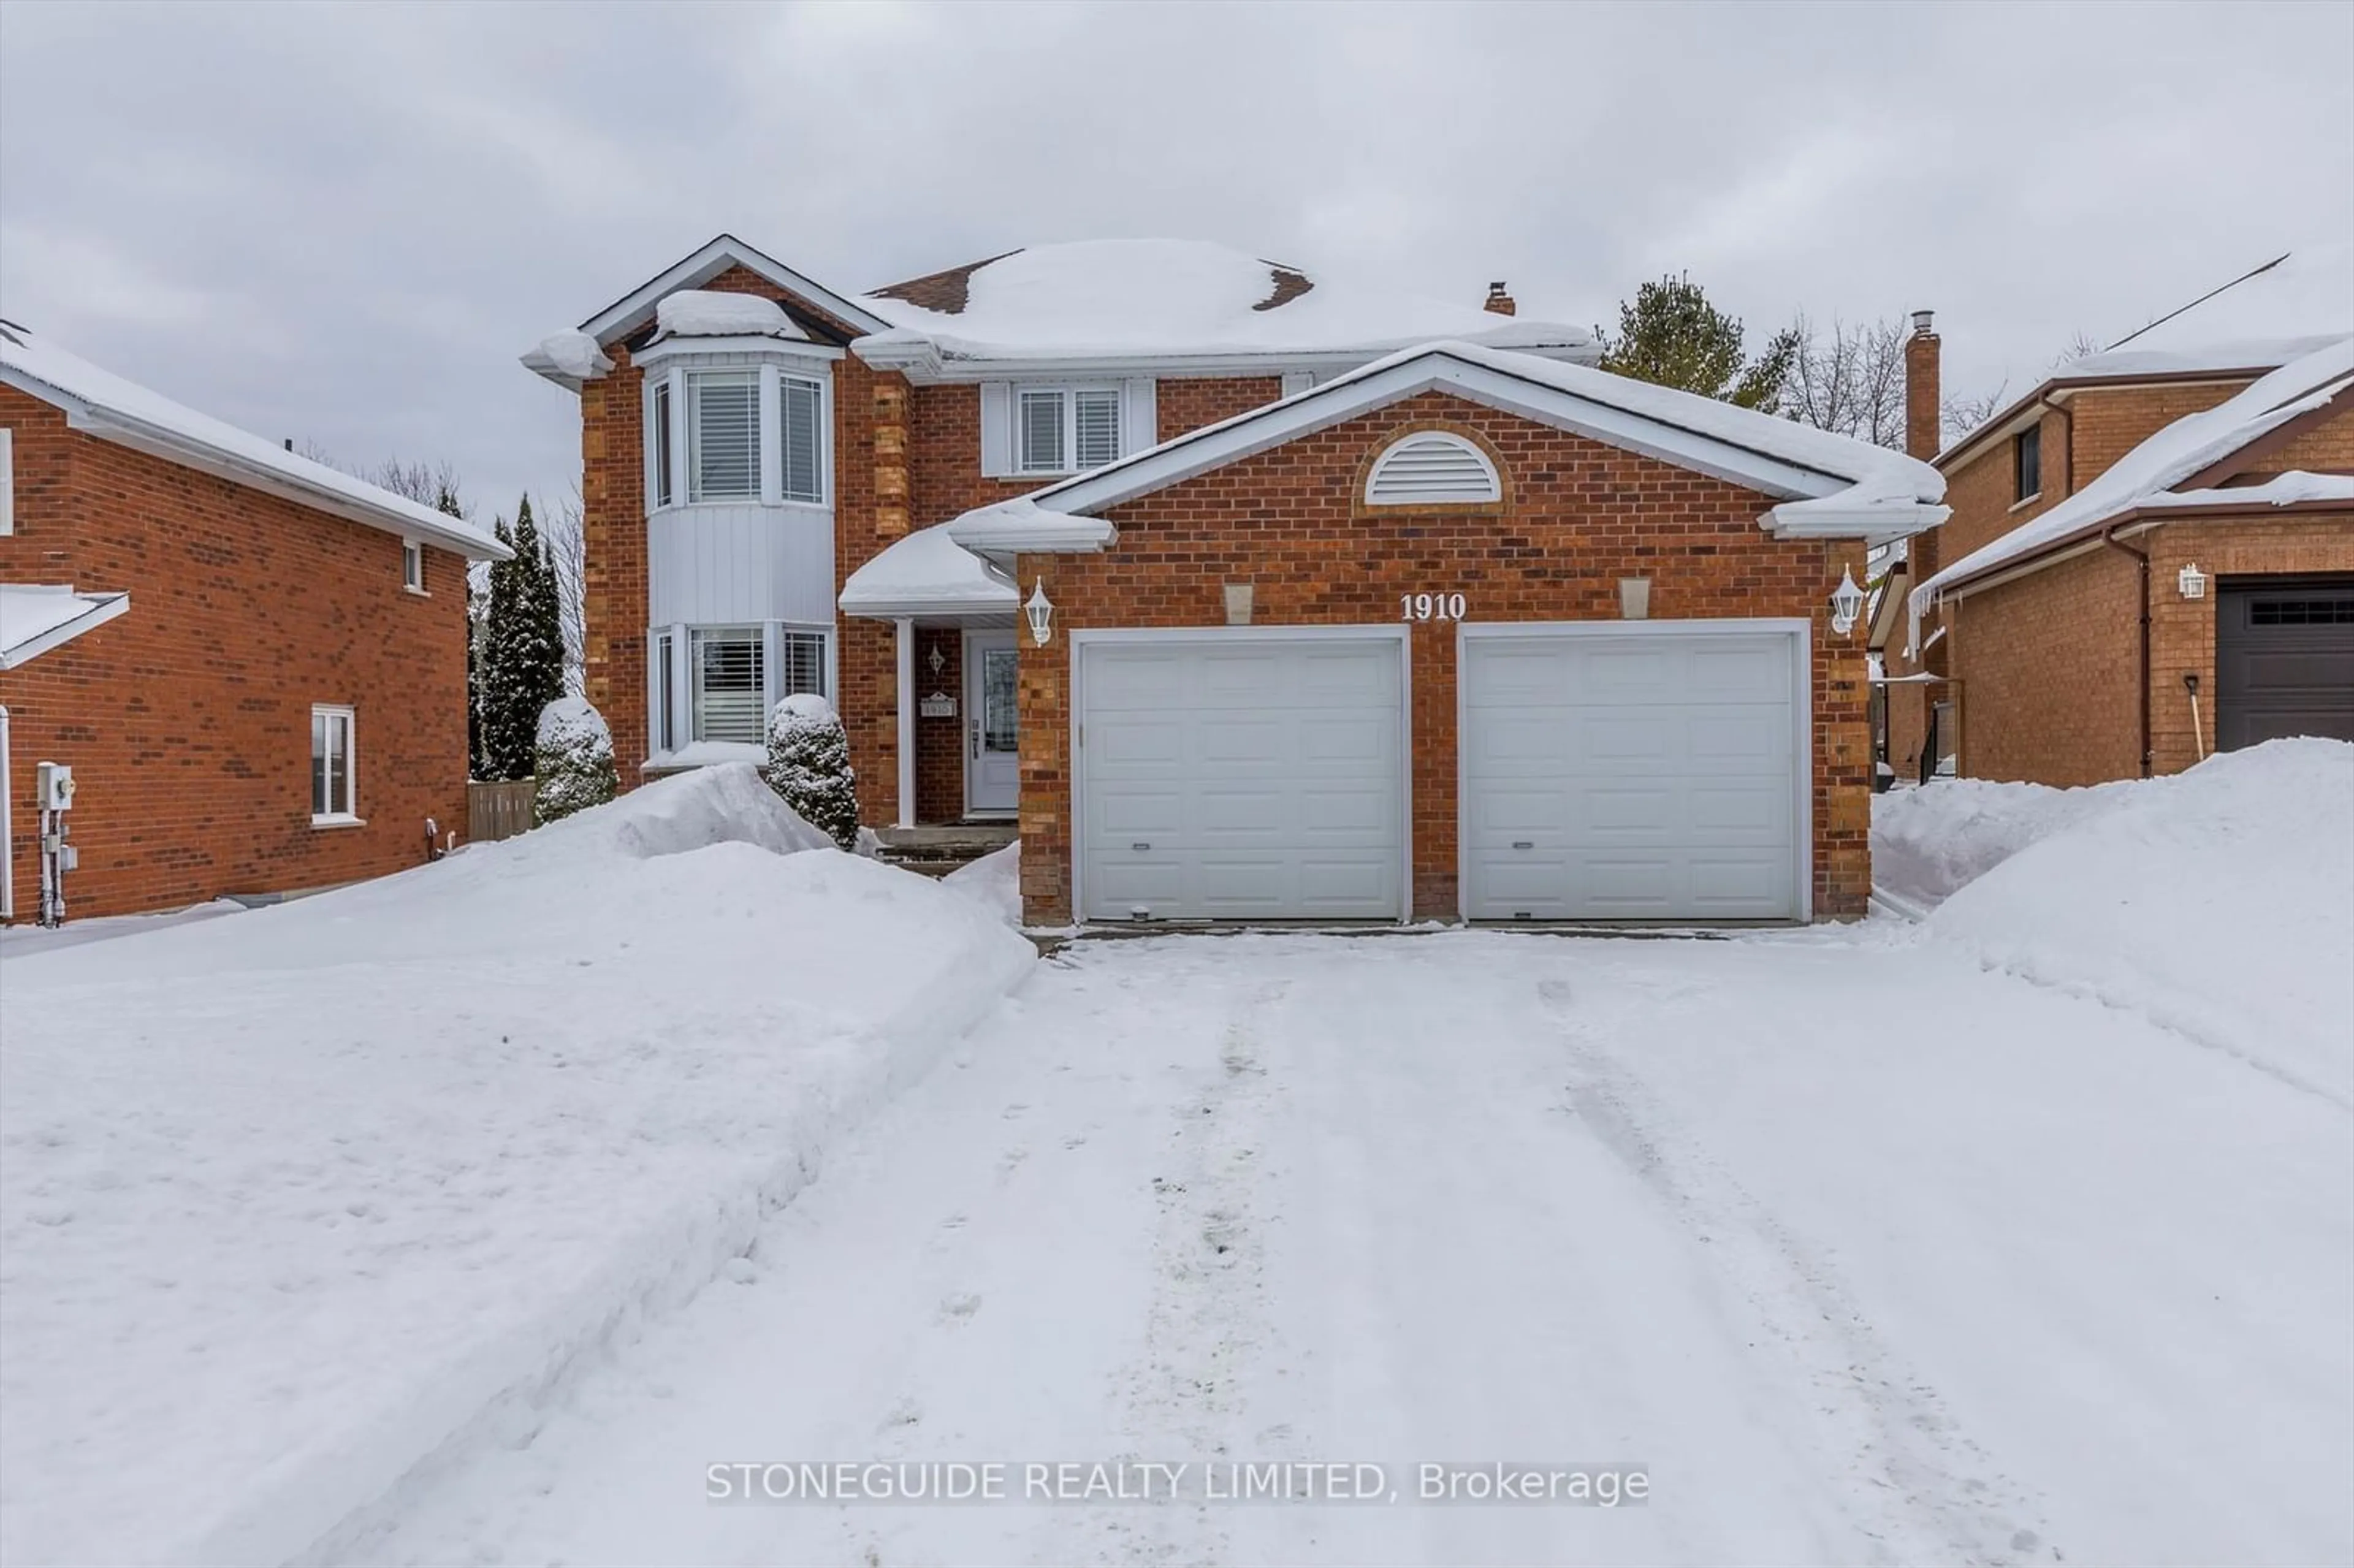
[1780, 314, 1907, 449]
[546, 486, 588, 695]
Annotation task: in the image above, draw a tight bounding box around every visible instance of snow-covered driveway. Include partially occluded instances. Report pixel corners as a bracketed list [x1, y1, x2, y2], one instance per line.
[344, 926, 2353, 1568]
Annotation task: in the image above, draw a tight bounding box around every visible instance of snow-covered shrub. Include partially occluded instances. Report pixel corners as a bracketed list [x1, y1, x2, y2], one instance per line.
[762, 693, 859, 851]
[533, 696, 616, 826]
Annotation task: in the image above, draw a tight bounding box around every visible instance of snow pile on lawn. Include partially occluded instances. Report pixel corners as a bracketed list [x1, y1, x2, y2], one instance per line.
[0, 764, 1034, 1568]
[1920, 739, 2354, 1105]
[1871, 775, 2127, 912]
[943, 841, 1024, 927]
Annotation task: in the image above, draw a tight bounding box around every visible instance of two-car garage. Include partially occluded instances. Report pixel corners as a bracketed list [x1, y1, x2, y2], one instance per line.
[1072, 622, 1810, 924]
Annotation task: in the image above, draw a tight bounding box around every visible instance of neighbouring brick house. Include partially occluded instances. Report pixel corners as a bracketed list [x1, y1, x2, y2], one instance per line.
[1887, 313, 2352, 786]
[531, 235, 1946, 927]
[1, 324, 509, 921]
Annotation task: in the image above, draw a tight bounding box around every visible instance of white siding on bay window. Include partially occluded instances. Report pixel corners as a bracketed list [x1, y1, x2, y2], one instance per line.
[1122, 376, 1157, 454]
[649, 504, 836, 627]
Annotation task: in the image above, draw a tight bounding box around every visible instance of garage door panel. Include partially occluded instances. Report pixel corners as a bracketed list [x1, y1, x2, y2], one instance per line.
[1462, 630, 1801, 921]
[1081, 637, 1404, 921]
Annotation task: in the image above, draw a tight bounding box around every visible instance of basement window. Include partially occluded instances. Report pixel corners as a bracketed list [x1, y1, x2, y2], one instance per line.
[2013, 424, 2042, 504]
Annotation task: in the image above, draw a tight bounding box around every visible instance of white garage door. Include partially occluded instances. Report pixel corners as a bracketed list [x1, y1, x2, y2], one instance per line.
[1461, 625, 1804, 921]
[1078, 634, 1406, 921]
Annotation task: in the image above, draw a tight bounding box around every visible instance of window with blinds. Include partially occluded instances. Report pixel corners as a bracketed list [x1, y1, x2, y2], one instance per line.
[1016, 386, 1123, 474]
[689, 370, 759, 501]
[780, 377, 823, 504]
[691, 626, 765, 744]
[1019, 390, 1065, 473]
[651, 379, 675, 507]
[1074, 389, 1121, 470]
[778, 630, 828, 699]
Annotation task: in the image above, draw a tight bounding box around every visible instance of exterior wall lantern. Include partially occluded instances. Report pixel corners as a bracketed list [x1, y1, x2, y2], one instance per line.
[1025, 578, 1055, 646]
[1829, 567, 1865, 637]
[2177, 562, 2209, 600]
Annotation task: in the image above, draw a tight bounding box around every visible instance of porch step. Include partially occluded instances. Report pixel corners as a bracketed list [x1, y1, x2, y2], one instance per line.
[874, 823, 1017, 879]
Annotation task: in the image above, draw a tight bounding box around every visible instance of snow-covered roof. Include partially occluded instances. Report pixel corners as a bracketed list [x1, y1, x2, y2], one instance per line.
[838, 523, 1018, 620]
[950, 339, 1949, 556]
[2075, 243, 2354, 370]
[1919, 336, 2354, 605]
[2059, 334, 2347, 381]
[652, 289, 809, 343]
[1, 584, 130, 669]
[855, 240, 1598, 374]
[0, 326, 509, 561]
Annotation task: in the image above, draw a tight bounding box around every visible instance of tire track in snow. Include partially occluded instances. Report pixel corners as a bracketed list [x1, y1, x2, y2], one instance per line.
[1539, 976, 2057, 1568]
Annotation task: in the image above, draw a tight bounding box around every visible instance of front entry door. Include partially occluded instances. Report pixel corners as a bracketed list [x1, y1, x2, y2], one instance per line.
[964, 630, 1020, 816]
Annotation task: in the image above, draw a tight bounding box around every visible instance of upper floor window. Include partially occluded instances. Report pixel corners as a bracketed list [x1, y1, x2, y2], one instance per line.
[1363, 431, 1501, 507]
[648, 364, 829, 510]
[1, 427, 15, 535]
[689, 370, 760, 502]
[1016, 386, 1124, 475]
[402, 539, 425, 593]
[2014, 423, 2041, 504]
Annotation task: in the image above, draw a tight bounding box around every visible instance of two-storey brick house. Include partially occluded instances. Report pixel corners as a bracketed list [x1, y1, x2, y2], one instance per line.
[1, 323, 509, 921]
[534, 236, 1948, 927]
[1887, 312, 2352, 787]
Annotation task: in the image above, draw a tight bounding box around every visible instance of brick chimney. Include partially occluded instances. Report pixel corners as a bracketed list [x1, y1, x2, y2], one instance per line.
[1484, 281, 1516, 317]
[1905, 309, 1941, 579]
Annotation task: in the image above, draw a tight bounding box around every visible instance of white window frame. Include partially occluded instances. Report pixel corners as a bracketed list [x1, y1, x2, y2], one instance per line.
[776, 371, 827, 506]
[402, 539, 425, 594]
[687, 368, 761, 503]
[1, 427, 14, 535]
[689, 624, 767, 745]
[650, 621, 834, 760]
[310, 704, 359, 826]
[1015, 383, 1125, 476]
[647, 376, 676, 510]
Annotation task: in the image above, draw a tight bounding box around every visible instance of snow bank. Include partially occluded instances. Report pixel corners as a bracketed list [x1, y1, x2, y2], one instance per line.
[1870, 775, 2127, 912]
[943, 841, 1024, 927]
[1914, 740, 2354, 1105]
[0, 765, 1034, 1567]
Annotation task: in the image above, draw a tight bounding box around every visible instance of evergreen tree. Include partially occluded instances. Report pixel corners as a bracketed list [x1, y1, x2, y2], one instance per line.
[762, 695, 859, 851]
[1596, 274, 1800, 411]
[477, 500, 567, 780]
[533, 696, 617, 825]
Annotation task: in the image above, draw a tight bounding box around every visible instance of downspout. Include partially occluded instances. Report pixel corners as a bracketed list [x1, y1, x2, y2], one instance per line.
[2100, 528, 2152, 777]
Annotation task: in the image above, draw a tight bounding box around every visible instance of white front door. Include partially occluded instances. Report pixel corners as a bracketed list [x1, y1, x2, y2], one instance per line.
[1075, 631, 1407, 922]
[964, 630, 1021, 816]
[1460, 623, 1806, 921]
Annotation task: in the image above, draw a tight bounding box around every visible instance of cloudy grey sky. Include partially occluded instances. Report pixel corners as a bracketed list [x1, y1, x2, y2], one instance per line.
[4, 1, 2350, 523]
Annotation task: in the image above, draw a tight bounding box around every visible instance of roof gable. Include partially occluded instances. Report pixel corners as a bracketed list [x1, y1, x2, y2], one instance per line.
[948, 341, 1948, 555]
[574, 234, 892, 347]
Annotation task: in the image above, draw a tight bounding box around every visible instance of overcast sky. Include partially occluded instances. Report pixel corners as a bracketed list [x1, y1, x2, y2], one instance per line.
[4, 1, 2350, 524]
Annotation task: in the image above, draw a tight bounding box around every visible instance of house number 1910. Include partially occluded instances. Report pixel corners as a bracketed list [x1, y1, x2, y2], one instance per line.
[1401, 592, 1468, 622]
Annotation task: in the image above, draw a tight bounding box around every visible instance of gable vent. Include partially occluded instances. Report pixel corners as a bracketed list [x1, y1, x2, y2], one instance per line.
[1365, 432, 1500, 506]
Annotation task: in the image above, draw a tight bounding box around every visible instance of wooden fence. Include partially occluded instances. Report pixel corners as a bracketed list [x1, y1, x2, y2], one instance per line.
[468, 778, 537, 843]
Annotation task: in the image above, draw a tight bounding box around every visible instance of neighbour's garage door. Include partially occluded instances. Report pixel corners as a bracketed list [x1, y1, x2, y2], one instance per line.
[1078, 634, 1406, 921]
[1461, 625, 1804, 921]
[2216, 576, 2354, 750]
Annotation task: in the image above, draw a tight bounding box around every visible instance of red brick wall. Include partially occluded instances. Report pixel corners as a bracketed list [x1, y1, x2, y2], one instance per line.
[579, 348, 647, 776]
[1948, 543, 2144, 784]
[1, 387, 471, 919]
[1010, 390, 1873, 924]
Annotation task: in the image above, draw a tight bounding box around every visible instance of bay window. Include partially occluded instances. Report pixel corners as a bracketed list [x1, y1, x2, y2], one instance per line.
[644, 361, 831, 511]
[779, 375, 823, 503]
[653, 622, 832, 755]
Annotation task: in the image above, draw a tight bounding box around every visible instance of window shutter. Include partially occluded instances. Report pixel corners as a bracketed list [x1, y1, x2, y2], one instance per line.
[1280, 370, 1316, 399]
[1122, 377, 1157, 455]
[978, 381, 1015, 477]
